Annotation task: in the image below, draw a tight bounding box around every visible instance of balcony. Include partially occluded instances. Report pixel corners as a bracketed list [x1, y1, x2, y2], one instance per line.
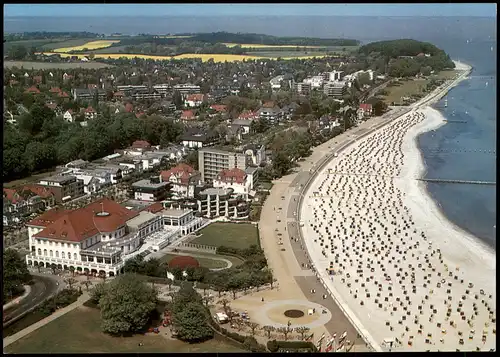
[26, 254, 122, 271]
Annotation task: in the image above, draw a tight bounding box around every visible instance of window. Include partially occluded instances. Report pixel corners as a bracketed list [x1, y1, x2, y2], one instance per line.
[38, 248, 42, 256]
[62, 252, 65, 259]
[73, 253, 77, 260]
[43, 249, 47, 256]
[49, 241, 53, 246]
[49, 250, 53, 257]
[56, 251, 59, 258]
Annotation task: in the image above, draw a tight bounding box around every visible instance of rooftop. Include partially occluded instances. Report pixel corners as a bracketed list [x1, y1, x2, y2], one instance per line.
[126, 211, 158, 229]
[132, 179, 171, 189]
[160, 207, 193, 218]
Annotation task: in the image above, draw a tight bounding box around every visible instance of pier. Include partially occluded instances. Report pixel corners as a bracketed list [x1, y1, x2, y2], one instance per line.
[417, 178, 496, 186]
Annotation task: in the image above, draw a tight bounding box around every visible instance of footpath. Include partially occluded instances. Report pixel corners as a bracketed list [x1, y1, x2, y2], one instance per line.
[3, 292, 89, 348]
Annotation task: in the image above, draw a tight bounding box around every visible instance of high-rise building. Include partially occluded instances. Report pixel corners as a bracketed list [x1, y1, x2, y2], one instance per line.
[198, 148, 247, 182]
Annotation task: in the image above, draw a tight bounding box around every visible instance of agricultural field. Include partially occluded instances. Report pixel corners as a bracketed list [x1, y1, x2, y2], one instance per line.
[52, 40, 121, 53]
[4, 306, 244, 353]
[40, 38, 101, 51]
[252, 51, 329, 58]
[3, 39, 67, 52]
[191, 223, 259, 250]
[40, 51, 330, 62]
[3, 60, 112, 69]
[222, 43, 323, 49]
[158, 35, 193, 39]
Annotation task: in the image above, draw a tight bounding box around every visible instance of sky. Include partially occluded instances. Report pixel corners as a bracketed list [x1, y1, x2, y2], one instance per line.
[4, 3, 497, 18]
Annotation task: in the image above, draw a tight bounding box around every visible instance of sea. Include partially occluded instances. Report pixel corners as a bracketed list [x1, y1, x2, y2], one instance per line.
[4, 15, 496, 248]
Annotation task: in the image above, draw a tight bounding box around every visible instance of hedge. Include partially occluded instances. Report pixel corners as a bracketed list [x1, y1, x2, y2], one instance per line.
[267, 340, 318, 353]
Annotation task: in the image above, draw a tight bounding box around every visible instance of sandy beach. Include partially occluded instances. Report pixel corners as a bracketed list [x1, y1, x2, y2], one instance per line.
[299, 62, 496, 351]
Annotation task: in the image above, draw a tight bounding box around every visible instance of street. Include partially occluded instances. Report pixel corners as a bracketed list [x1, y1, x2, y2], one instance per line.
[3, 273, 62, 325]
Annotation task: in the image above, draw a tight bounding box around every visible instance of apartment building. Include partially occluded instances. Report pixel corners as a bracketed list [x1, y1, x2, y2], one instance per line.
[72, 88, 106, 102]
[131, 178, 172, 202]
[324, 81, 348, 98]
[172, 83, 201, 95]
[303, 75, 324, 89]
[323, 70, 344, 82]
[293, 82, 312, 95]
[37, 175, 85, 203]
[198, 148, 247, 182]
[196, 188, 249, 219]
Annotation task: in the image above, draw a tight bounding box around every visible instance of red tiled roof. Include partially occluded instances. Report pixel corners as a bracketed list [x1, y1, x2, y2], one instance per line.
[65, 109, 74, 114]
[359, 103, 372, 111]
[85, 106, 96, 113]
[50, 87, 62, 93]
[181, 110, 195, 120]
[32, 198, 139, 242]
[23, 185, 55, 199]
[58, 91, 69, 98]
[135, 112, 145, 119]
[217, 168, 247, 184]
[238, 111, 258, 120]
[46, 103, 58, 110]
[140, 202, 164, 214]
[160, 163, 197, 185]
[263, 101, 275, 108]
[27, 207, 72, 227]
[131, 140, 151, 149]
[210, 104, 227, 112]
[125, 103, 134, 113]
[25, 86, 40, 94]
[3, 188, 22, 204]
[186, 94, 204, 102]
[33, 76, 42, 83]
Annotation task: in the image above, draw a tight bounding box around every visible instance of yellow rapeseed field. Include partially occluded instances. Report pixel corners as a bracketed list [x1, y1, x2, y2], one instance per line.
[40, 52, 329, 62]
[53, 40, 121, 53]
[222, 43, 323, 49]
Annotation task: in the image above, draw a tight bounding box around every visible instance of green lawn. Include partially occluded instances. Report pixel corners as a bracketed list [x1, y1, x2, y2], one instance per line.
[382, 79, 430, 105]
[191, 223, 259, 250]
[4, 306, 244, 353]
[159, 252, 243, 269]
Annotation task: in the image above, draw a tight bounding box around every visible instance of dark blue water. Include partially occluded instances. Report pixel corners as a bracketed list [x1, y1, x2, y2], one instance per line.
[418, 38, 496, 248]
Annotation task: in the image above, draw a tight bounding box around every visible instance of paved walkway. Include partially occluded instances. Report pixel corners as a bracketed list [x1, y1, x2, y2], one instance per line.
[3, 286, 31, 311]
[3, 292, 89, 348]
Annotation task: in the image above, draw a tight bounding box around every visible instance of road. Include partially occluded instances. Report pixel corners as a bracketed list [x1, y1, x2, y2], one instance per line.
[3, 274, 62, 324]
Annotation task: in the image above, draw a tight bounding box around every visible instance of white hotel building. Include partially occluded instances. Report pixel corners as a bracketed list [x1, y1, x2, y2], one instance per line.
[25, 198, 205, 276]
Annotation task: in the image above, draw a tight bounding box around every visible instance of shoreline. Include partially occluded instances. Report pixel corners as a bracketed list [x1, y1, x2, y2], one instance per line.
[298, 59, 496, 351]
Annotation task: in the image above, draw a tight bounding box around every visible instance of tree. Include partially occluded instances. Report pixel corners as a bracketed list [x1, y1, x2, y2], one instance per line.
[372, 100, 388, 116]
[64, 277, 78, 290]
[8, 45, 27, 60]
[3, 249, 31, 302]
[81, 280, 93, 292]
[197, 282, 210, 296]
[247, 321, 260, 336]
[218, 298, 230, 310]
[69, 266, 75, 277]
[50, 263, 57, 275]
[271, 151, 292, 178]
[172, 301, 214, 341]
[268, 339, 280, 352]
[295, 326, 310, 340]
[202, 294, 213, 307]
[173, 90, 183, 109]
[89, 282, 106, 304]
[262, 325, 276, 339]
[276, 326, 290, 341]
[99, 274, 158, 335]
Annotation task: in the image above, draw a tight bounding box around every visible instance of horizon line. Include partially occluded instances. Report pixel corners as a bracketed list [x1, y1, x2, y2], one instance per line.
[4, 14, 496, 18]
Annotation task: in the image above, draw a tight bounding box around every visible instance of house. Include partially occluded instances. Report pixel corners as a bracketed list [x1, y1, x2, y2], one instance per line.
[131, 178, 172, 202]
[72, 88, 106, 102]
[85, 107, 97, 120]
[230, 119, 252, 135]
[25, 86, 40, 94]
[131, 140, 152, 151]
[303, 75, 324, 89]
[58, 91, 70, 101]
[125, 103, 134, 113]
[196, 187, 249, 219]
[50, 87, 62, 94]
[358, 103, 373, 119]
[63, 110, 74, 122]
[3, 187, 52, 216]
[114, 91, 125, 101]
[257, 105, 282, 125]
[62, 73, 73, 81]
[180, 128, 220, 149]
[318, 115, 340, 130]
[180, 110, 196, 122]
[184, 94, 205, 108]
[213, 168, 252, 200]
[270, 75, 284, 90]
[33, 76, 43, 84]
[46, 102, 58, 111]
[36, 175, 85, 203]
[160, 163, 201, 198]
[209, 104, 227, 114]
[280, 102, 299, 121]
[226, 125, 244, 143]
[237, 111, 259, 121]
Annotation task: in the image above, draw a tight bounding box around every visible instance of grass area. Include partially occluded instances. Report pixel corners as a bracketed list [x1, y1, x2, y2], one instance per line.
[3, 60, 112, 69]
[223, 43, 324, 49]
[3, 39, 68, 52]
[159, 253, 243, 269]
[251, 50, 329, 58]
[382, 79, 430, 105]
[41, 39, 101, 51]
[4, 306, 244, 353]
[431, 70, 461, 80]
[259, 181, 274, 190]
[192, 223, 259, 250]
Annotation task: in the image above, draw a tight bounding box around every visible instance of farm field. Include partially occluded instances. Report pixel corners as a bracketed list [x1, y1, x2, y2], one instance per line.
[158, 35, 193, 39]
[3, 60, 112, 69]
[4, 306, 244, 353]
[52, 40, 121, 53]
[40, 38, 101, 51]
[191, 223, 259, 250]
[3, 39, 68, 52]
[38, 51, 330, 62]
[222, 43, 324, 49]
[251, 50, 329, 58]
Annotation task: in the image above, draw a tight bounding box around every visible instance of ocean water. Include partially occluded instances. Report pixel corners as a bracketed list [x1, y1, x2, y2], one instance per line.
[418, 38, 497, 248]
[4, 15, 496, 247]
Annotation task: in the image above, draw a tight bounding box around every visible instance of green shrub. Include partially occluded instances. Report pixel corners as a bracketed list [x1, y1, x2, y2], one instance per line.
[267, 339, 279, 352]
